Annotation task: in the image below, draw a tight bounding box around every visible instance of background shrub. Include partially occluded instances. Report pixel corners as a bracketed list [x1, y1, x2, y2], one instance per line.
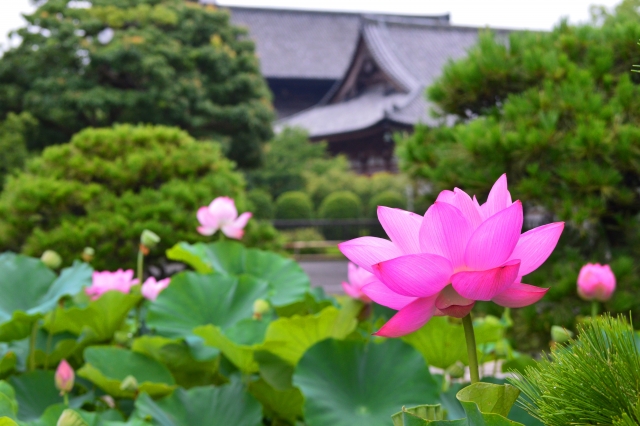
[275, 191, 314, 220]
[318, 191, 362, 240]
[247, 189, 274, 220]
[0, 124, 280, 270]
[368, 190, 406, 218]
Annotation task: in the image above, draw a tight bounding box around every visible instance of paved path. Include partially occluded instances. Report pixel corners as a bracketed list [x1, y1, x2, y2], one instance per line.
[299, 260, 348, 295]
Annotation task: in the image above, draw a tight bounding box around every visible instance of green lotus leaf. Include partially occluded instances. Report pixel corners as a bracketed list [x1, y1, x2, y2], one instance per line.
[131, 336, 221, 388]
[8, 371, 90, 422]
[8, 331, 77, 372]
[248, 378, 303, 423]
[0, 419, 17, 426]
[77, 346, 175, 399]
[44, 292, 140, 344]
[23, 405, 133, 426]
[166, 241, 311, 306]
[258, 306, 357, 365]
[146, 271, 269, 339]
[0, 255, 91, 342]
[292, 338, 440, 426]
[132, 377, 262, 426]
[0, 381, 17, 420]
[391, 383, 526, 426]
[194, 305, 358, 373]
[402, 317, 507, 370]
[253, 350, 294, 391]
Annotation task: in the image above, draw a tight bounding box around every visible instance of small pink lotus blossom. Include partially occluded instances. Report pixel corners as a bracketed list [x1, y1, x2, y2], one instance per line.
[197, 196, 252, 239]
[85, 269, 138, 300]
[55, 360, 74, 395]
[577, 263, 616, 302]
[342, 262, 376, 303]
[339, 174, 564, 338]
[141, 277, 171, 301]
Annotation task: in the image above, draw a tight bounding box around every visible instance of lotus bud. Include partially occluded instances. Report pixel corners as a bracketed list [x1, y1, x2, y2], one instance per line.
[551, 325, 573, 344]
[253, 299, 270, 319]
[577, 263, 616, 302]
[55, 360, 74, 395]
[120, 375, 139, 392]
[41, 250, 62, 269]
[445, 361, 466, 379]
[81, 247, 95, 263]
[140, 230, 161, 250]
[56, 409, 83, 426]
[100, 395, 115, 408]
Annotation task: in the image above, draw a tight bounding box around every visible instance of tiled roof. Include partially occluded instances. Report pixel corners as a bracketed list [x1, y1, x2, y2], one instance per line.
[278, 19, 495, 136]
[226, 6, 450, 80]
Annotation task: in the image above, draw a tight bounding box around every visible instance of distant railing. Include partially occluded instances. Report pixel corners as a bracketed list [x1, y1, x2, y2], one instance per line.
[273, 218, 384, 241]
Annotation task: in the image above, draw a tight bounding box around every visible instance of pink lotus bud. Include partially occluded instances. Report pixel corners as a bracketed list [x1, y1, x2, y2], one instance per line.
[196, 196, 252, 239]
[55, 360, 75, 395]
[577, 263, 616, 302]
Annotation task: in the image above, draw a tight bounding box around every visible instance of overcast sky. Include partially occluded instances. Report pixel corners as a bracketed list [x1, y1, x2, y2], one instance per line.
[0, 0, 622, 50]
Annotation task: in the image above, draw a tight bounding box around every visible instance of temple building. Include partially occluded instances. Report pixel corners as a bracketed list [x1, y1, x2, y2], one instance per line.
[227, 6, 502, 173]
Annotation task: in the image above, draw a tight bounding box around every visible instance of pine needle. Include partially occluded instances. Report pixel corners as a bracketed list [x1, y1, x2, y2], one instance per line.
[509, 315, 640, 425]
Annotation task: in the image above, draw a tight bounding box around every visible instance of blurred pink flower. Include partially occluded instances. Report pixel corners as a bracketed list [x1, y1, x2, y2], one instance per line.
[577, 263, 616, 302]
[339, 174, 564, 338]
[197, 196, 252, 239]
[85, 269, 137, 300]
[141, 277, 171, 301]
[55, 359, 74, 395]
[342, 262, 375, 303]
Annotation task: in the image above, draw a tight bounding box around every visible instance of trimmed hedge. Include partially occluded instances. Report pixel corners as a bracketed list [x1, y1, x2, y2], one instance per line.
[275, 191, 314, 220]
[368, 190, 406, 217]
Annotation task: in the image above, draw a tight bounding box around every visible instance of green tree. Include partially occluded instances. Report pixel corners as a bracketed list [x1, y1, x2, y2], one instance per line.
[0, 124, 280, 271]
[0, 112, 37, 188]
[247, 127, 330, 198]
[0, 0, 274, 167]
[397, 0, 640, 347]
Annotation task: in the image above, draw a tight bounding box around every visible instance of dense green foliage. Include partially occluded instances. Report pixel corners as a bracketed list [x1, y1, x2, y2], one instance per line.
[512, 315, 640, 425]
[397, 0, 640, 346]
[0, 0, 274, 167]
[0, 124, 279, 271]
[247, 127, 330, 198]
[368, 190, 406, 217]
[318, 191, 362, 220]
[246, 188, 274, 220]
[0, 113, 36, 189]
[274, 191, 314, 220]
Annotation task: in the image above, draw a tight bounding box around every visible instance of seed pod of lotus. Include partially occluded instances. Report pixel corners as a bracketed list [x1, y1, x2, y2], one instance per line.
[140, 229, 161, 249]
[41, 250, 62, 269]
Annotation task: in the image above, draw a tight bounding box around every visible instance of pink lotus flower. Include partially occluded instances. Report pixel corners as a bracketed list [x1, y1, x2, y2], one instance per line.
[197, 196, 252, 239]
[577, 263, 616, 302]
[342, 262, 375, 303]
[141, 277, 171, 301]
[85, 269, 138, 300]
[55, 359, 74, 395]
[339, 174, 564, 338]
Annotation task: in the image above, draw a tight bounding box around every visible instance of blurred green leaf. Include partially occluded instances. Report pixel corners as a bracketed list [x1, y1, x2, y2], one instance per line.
[146, 271, 269, 339]
[133, 377, 262, 426]
[293, 339, 440, 426]
[78, 346, 175, 399]
[0, 255, 91, 342]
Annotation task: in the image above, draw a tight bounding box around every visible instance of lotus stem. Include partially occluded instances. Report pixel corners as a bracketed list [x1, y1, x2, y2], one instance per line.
[137, 249, 144, 285]
[44, 308, 57, 370]
[462, 313, 480, 384]
[592, 301, 599, 318]
[28, 321, 38, 372]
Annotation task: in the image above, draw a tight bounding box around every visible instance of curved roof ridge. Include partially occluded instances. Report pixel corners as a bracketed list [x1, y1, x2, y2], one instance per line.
[363, 21, 421, 92]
